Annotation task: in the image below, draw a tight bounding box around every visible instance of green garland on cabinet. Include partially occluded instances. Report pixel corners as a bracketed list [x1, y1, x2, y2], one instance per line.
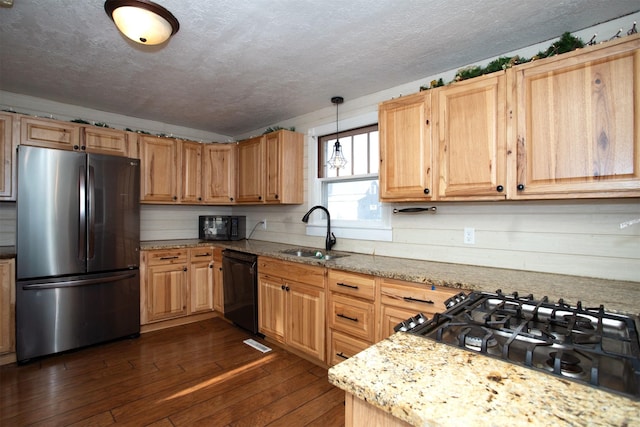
[420, 32, 586, 91]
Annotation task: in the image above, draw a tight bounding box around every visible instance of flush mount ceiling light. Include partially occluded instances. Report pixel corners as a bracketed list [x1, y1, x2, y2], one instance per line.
[327, 96, 348, 170]
[104, 0, 179, 45]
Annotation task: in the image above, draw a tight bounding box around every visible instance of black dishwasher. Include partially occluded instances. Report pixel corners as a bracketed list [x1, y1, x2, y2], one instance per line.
[222, 250, 258, 334]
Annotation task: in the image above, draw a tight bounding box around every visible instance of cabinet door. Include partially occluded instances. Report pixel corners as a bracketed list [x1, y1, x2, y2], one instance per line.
[236, 135, 264, 203]
[189, 247, 213, 314]
[0, 259, 15, 354]
[258, 274, 286, 342]
[180, 141, 203, 203]
[379, 91, 433, 200]
[83, 127, 128, 156]
[213, 261, 224, 313]
[140, 135, 178, 202]
[379, 305, 422, 341]
[436, 72, 507, 200]
[286, 281, 325, 362]
[203, 143, 236, 204]
[513, 37, 640, 199]
[0, 113, 15, 200]
[264, 130, 303, 204]
[21, 116, 80, 151]
[146, 263, 188, 322]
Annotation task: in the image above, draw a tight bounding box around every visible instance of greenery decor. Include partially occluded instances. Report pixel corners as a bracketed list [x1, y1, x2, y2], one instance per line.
[420, 32, 586, 91]
[263, 126, 295, 134]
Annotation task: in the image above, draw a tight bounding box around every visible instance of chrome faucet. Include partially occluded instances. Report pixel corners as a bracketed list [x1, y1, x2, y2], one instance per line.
[301, 205, 336, 252]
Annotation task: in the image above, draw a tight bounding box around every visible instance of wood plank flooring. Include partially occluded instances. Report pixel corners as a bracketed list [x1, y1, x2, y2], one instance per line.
[0, 318, 345, 426]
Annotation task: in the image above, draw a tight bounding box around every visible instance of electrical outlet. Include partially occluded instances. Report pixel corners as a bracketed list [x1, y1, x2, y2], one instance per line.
[463, 227, 475, 244]
[261, 219, 267, 230]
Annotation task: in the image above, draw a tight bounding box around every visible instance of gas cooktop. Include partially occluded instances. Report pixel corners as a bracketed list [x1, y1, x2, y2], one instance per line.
[395, 290, 640, 400]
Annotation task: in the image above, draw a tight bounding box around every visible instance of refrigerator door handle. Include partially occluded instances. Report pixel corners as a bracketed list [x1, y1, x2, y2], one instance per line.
[88, 165, 96, 260]
[78, 165, 87, 263]
[21, 271, 137, 290]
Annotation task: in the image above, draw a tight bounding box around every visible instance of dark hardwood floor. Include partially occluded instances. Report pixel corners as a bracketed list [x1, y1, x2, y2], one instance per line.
[0, 318, 345, 426]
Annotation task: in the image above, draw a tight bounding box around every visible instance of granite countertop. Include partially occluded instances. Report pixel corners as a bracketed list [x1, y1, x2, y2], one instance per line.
[328, 333, 640, 427]
[141, 239, 640, 318]
[0, 246, 16, 260]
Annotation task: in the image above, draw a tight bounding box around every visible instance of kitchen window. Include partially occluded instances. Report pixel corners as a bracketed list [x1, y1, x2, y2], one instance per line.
[311, 123, 391, 241]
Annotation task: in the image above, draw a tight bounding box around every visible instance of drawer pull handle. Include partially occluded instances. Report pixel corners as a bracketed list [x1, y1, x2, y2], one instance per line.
[194, 253, 211, 257]
[336, 352, 348, 360]
[337, 282, 359, 290]
[159, 256, 179, 260]
[337, 313, 358, 322]
[404, 296, 434, 305]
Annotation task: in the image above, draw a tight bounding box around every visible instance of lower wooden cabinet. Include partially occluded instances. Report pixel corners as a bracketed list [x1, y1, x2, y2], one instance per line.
[0, 258, 16, 357]
[378, 277, 460, 340]
[140, 247, 216, 327]
[212, 247, 224, 313]
[189, 247, 214, 314]
[258, 257, 326, 363]
[327, 269, 377, 366]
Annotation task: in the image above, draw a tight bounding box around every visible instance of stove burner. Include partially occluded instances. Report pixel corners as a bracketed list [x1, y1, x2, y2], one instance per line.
[546, 351, 584, 378]
[397, 290, 640, 399]
[459, 326, 498, 352]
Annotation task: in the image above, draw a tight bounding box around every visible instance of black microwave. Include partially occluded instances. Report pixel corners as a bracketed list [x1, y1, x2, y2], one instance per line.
[199, 216, 246, 241]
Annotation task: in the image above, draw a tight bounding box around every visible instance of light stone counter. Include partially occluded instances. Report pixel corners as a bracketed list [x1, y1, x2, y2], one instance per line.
[140, 239, 640, 318]
[328, 332, 640, 427]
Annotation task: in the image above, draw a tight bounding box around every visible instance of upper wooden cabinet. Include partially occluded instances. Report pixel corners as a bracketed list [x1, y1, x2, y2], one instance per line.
[180, 140, 203, 203]
[0, 113, 17, 201]
[379, 91, 433, 201]
[236, 135, 264, 203]
[512, 34, 640, 199]
[20, 116, 132, 157]
[139, 135, 179, 203]
[203, 143, 237, 204]
[237, 130, 304, 204]
[264, 130, 303, 204]
[379, 34, 640, 201]
[435, 72, 507, 200]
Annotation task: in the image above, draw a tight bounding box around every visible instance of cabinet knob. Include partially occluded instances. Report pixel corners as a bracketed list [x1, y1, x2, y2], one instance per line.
[425, 119, 430, 125]
[517, 184, 525, 191]
[73, 145, 79, 150]
[173, 196, 178, 201]
[423, 188, 430, 195]
[275, 194, 279, 200]
[496, 185, 504, 192]
[229, 197, 234, 202]
[183, 267, 187, 272]
[219, 267, 222, 271]
[198, 197, 202, 201]
[285, 286, 290, 292]
[209, 264, 213, 269]
[258, 196, 262, 201]
[81, 146, 86, 150]
[281, 285, 286, 290]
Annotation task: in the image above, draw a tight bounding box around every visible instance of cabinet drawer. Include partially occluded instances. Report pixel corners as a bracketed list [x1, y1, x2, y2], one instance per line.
[143, 249, 189, 266]
[328, 269, 375, 301]
[190, 246, 213, 261]
[379, 278, 459, 316]
[329, 329, 371, 366]
[329, 293, 375, 341]
[258, 256, 325, 288]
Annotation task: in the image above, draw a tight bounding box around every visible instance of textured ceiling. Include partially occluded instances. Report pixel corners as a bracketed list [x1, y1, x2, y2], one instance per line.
[1, 0, 639, 137]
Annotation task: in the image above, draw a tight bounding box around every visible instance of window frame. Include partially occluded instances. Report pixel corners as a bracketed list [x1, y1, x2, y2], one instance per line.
[306, 112, 391, 242]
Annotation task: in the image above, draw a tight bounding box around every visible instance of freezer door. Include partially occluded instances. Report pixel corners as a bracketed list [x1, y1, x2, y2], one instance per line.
[87, 154, 140, 272]
[16, 270, 140, 362]
[17, 146, 86, 279]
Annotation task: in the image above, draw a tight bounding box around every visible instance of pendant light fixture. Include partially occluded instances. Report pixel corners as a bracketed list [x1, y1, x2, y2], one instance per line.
[327, 96, 348, 170]
[104, 0, 179, 45]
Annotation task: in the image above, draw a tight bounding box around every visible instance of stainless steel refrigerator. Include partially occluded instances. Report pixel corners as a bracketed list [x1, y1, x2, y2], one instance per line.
[16, 145, 141, 363]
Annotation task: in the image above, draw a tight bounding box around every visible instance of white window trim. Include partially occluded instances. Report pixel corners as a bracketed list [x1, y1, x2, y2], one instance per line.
[306, 110, 392, 242]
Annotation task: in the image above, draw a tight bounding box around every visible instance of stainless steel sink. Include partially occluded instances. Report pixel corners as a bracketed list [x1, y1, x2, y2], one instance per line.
[280, 248, 348, 260]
